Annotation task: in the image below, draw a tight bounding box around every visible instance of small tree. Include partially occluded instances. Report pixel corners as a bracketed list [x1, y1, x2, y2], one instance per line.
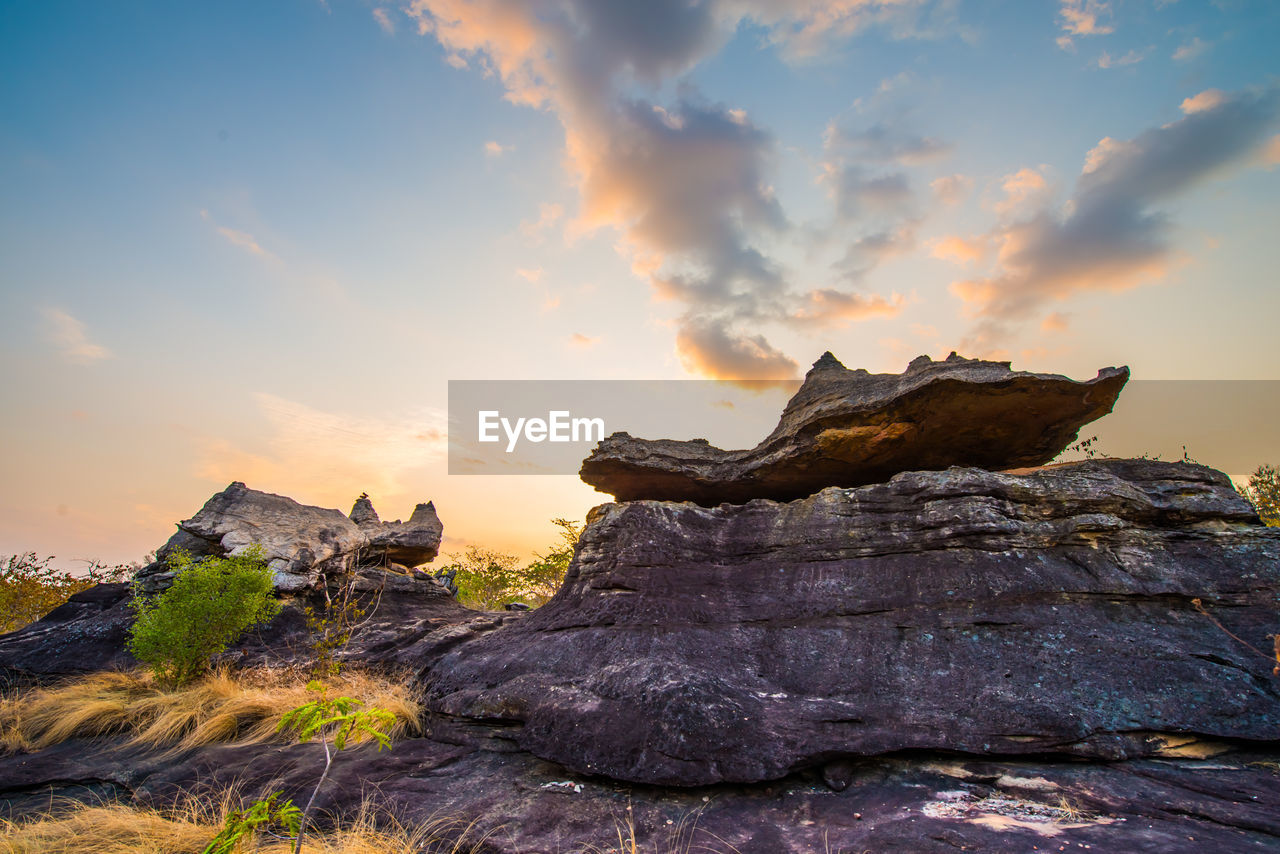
[127, 547, 279, 689]
[277, 681, 395, 854]
[1241, 464, 1280, 526]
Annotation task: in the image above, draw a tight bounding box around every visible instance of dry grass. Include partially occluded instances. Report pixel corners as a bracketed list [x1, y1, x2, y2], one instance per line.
[578, 805, 740, 854]
[0, 667, 421, 755]
[0, 796, 491, 854]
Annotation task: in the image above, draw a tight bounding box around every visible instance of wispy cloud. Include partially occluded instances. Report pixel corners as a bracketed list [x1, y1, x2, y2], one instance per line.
[1096, 47, 1150, 68]
[1172, 36, 1209, 62]
[515, 266, 543, 283]
[483, 140, 511, 157]
[41, 307, 111, 365]
[941, 85, 1280, 353]
[202, 210, 275, 260]
[568, 332, 599, 348]
[372, 7, 396, 34]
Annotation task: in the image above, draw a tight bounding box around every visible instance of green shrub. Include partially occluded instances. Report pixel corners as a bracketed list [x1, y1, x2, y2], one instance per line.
[127, 547, 279, 689]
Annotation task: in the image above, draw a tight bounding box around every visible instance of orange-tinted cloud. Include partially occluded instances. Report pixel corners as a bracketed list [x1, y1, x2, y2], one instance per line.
[41, 307, 112, 365]
[930, 234, 987, 265]
[951, 85, 1280, 350]
[676, 319, 799, 382]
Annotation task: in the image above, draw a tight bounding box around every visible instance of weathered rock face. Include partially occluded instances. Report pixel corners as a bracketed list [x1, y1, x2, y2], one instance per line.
[422, 459, 1280, 786]
[580, 352, 1129, 504]
[137, 483, 443, 592]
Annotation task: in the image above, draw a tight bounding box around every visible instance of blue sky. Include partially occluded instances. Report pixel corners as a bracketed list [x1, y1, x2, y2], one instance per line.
[2, 0, 1278, 565]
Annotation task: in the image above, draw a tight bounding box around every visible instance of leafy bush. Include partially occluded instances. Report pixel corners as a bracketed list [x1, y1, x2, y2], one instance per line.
[127, 548, 279, 689]
[443, 518, 582, 610]
[0, 553, 134, 634]
[1241, 464, 1279, 526]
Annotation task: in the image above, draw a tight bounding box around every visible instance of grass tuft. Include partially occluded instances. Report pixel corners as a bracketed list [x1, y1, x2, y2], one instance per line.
[0, 795, 490, 854]
[0, 667, 421, 755]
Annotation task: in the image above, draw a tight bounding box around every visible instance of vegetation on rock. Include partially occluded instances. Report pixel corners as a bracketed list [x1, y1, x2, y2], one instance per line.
[0, 553, 134, 634]
[1241, 463, 1280, 526]
[127, 547, 279, 688]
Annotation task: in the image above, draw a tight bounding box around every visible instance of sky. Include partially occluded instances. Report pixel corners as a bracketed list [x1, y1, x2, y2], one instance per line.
[2, 0, 1278, 569]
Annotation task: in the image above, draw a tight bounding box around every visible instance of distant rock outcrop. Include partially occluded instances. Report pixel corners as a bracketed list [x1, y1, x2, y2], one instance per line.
[135, 483, 443, 593]
[580, 352, 1129, 504]
[422, 459, 1280, 786]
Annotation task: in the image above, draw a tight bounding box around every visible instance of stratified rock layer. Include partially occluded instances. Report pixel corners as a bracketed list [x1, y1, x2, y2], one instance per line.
[422, 459, 1280, 786]
[580, 352, 1130, 504]
[137, 482, 443, 592]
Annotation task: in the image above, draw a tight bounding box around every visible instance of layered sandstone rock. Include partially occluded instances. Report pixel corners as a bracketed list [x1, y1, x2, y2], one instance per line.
[580, 352, 1129, 504]
[422, 459, 1280, 786]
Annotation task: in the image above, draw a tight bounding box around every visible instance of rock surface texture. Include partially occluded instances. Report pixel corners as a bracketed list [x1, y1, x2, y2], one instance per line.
[580, 352, 1130, 504]
[423, 459, 1280, 786]
[136, 482, 443, 592]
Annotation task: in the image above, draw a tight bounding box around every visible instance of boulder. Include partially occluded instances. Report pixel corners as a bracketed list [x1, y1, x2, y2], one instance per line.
[580, 352, 1129, 504]
[136, 483, 443, 593]
[421, 459, 1280, 786]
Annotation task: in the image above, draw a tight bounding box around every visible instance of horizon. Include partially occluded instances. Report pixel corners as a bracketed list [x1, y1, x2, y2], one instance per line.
[2, 0, 1279, 569]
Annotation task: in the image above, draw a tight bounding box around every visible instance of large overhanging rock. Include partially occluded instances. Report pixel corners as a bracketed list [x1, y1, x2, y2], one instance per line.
[137, 482, 443, 592]
[580, 352, 1130, 504]
[420, 459, 1280, 786]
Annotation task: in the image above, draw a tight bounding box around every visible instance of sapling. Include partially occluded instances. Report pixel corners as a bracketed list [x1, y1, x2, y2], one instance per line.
[276, 680, 396, 854]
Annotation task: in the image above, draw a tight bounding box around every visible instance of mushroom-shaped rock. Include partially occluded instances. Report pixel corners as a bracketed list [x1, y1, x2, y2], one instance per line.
[580, 352, 1129, 504]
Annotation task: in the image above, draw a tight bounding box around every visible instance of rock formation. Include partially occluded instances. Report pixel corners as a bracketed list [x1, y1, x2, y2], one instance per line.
[4, 352, 1280, 852]
[423, 459, 1280, 786]
[135, 482, 443, 592]
[580, 352, 1129, 504]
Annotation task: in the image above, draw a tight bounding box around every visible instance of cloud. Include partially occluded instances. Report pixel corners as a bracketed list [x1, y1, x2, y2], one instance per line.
[1057, 0, 1114, 47]
[518, 202, 564, 242]
[931, 173, 973, 205]
[1181, 89, 1225, 115]
[1041, 311, 1070, 332]
[42, 307, 111, 365]
[1096, 47, 1150, 69]
[1172, 36, 1208, 62]
[675, 318, 799, 381]
[216, 226, 271, 258]
[1263, 134, 1280, 167]
[515, 266, 543, 283]
[788, 288, 903, 328]
[568, 332, 598, 348]
[948, 85, 1280, 350]
[994, 166, 1051, 216]
[930, 234, 987, 265]
[484, 140, 511, 157]
[373, 7, 396, 34]
[823, 167, 913, 221]
[823, 121, 950, 164]
[407, 0, 945, 379]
